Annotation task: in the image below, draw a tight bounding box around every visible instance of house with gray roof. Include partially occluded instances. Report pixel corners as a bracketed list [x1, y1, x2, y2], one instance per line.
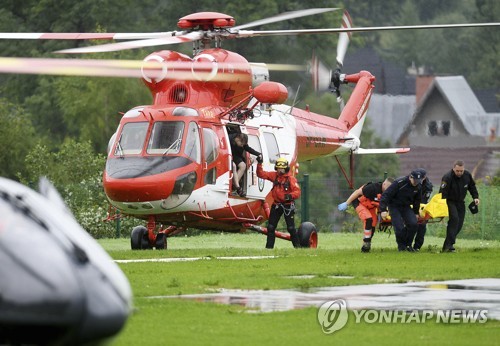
[344, 47, 499, 183]
[396, 76, 500, 184]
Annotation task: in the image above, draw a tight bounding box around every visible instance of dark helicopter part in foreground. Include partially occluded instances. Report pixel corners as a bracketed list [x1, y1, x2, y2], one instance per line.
[0, 177, 132, 345]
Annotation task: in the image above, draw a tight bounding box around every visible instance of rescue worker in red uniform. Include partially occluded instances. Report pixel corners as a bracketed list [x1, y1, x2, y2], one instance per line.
[257, 157, 301, 249]
[338, 178, 394, 252]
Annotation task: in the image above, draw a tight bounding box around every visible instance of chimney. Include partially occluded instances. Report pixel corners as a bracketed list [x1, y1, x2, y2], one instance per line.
[416, 75, 435, 105]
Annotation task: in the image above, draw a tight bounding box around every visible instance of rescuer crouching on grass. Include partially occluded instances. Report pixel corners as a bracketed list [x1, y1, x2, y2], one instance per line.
[338, 177, 394, 252]
[257, 157, 301, 249]
[379, 170, 424, 252]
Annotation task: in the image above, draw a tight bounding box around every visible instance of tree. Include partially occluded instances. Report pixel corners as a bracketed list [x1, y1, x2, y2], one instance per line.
[376, 0, 499, 88]
[18, 139, 121, 237]
[55, 71, 151, 152]
[0, 99, 38, 180]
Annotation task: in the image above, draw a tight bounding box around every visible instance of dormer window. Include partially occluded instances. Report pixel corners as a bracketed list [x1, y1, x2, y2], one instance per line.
[428, 120, 450, 136]
[428, 121, 437, 136]
[441, 121, 450, 136]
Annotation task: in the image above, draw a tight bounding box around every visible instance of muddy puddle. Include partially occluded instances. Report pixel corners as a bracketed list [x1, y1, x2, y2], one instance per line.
[150, 278, 500, 319]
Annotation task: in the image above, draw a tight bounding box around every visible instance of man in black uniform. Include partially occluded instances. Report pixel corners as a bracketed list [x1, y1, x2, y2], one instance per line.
[411, 169, 433, 251]
[413, 174, 433, 251]
[379, 170, 423, 252]
[439, 160, 480, 252]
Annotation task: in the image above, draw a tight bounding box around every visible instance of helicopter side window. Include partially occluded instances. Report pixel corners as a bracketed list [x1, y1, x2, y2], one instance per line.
[247, 135, 262, 158]
[147, 121, 184, 155]
[203, 128, 219, 164]
[184, 122, 201, 163]
[203, 128, 219, 185]
[115, 122, 148, 155]
[263, 132, 280, 163]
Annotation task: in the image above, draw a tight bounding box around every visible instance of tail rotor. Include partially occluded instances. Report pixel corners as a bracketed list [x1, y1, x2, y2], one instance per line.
[311, 10, 352, 112]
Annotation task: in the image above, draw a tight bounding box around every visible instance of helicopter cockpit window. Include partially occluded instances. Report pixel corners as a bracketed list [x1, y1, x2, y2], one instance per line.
[203, 128, 219, 164]
[184, 122, 201, 163]
[147, 121, 185, 155]
[115, 122, 148, 155]
[172, 107, 199, 117]
[263, 132, 280, 163]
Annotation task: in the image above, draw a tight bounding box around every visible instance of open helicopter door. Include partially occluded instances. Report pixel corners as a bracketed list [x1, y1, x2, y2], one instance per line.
[200, 123, 228, 189]
[225, 123, 264, 198]
[226, 123, 240, 195]
[245, 127, 263, 198]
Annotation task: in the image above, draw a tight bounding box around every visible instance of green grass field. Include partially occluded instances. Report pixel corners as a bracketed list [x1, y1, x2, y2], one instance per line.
[100, 232, 500, 346]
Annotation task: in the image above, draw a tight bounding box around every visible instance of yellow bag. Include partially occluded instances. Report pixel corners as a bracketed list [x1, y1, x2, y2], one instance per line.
[419, 193, 449, 219]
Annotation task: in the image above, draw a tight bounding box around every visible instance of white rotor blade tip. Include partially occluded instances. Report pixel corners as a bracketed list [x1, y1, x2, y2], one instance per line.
[336, 11, 353, 67]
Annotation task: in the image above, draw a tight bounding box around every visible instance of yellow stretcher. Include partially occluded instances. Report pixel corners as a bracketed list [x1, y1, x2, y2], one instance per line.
[378, 193, 448, 233]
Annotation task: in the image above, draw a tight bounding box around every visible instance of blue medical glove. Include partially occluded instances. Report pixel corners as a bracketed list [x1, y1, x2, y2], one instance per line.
[338, 202, 348, 211]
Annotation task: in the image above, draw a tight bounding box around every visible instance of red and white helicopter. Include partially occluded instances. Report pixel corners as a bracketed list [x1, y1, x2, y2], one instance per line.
[1, 8, 497, 249]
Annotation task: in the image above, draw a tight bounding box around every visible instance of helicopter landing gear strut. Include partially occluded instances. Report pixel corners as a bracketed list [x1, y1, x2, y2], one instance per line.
[130, 216, 185, 250]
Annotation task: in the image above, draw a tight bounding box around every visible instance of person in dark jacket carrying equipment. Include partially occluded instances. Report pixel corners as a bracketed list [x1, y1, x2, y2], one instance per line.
[257, 157, 301, 249]
[411, 169, 433, 251]
[338, 177, 394, 253]
[439, 160, 479, 252]
[379, 170, 424, 252]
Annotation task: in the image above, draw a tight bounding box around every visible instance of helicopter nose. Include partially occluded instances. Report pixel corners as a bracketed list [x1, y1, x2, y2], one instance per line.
[104, 170, 198, 209]
[103, 173, 174, 202]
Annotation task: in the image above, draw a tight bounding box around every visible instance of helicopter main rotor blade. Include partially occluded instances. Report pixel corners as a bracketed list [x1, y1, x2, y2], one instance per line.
[0, 56, 306, 79]
[254, 63, 307, 71]
[0, 56, 240, 81]
[56, 31, 202, 54]
[0, 57, 158, 77]
[233, 8, 339, 30]
[0, 32, 177, 40]
[56, 8, 341, 54]
[235, 22, 500, 38]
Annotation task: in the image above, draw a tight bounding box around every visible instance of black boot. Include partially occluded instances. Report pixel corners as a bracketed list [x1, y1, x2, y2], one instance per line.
[361, 239, 371, 253]
[288, 228, 300, 248]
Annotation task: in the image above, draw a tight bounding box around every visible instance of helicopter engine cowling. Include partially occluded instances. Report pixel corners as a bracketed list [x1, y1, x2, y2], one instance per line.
[141, 50, 192, 86]
[141, 49, 253, 108]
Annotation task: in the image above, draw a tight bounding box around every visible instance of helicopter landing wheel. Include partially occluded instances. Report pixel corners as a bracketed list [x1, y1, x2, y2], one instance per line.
[298, 222, 318, 248]
[130, 226, 149, 250]
[155, 233, 167, 250]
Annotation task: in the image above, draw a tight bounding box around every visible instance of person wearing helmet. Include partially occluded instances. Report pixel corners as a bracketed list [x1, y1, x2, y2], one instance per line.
[257, 157, 301, 248]
[337, 177, 394, 252]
